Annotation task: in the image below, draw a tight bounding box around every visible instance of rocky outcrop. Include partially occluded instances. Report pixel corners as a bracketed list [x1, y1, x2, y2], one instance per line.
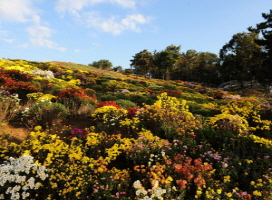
[218, 80, 262, 91]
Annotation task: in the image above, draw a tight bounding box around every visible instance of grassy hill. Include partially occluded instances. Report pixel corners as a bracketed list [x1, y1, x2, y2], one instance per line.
[0, 58, 272, 199]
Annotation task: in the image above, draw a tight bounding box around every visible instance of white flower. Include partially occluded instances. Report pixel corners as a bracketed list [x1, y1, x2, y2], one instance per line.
[133, 180, 142, 189]
[136, 189, 148, 196]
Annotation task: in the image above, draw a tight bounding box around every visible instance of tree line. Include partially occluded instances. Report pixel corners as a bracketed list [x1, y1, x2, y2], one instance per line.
[90, 10, 272, 88]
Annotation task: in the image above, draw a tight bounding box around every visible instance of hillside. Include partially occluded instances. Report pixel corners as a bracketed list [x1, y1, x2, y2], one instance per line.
[0, 58, 272, 199]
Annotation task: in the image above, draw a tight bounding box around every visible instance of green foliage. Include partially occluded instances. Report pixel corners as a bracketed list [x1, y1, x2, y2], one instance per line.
[219, 32, 263, 86]
[98, 93, 119, 101]
[90, 59, 113, 70]
[21, 102, 68, 128]
[115, 99, 137, 109]
[130, 49, 154, 78]
[154, 45, 181, 80]
[249, 9, 272, 84]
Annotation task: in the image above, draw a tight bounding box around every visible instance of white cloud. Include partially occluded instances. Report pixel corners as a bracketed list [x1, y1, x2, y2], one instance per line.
[26, 25, 66, 51]
[0, 0, 38, 22]
[92, 43, 100, 46]
[74, 49, 80, 52]
[0, 30, 9, 36]
[18, 43, 29, 49]
[85, 12, 150, 35]
[0, 0, 64, 51]
[0, 38, 15, 43]
[55, 0, 136, 17]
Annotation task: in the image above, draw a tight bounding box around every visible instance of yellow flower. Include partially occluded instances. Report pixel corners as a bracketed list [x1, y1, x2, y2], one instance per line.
[253, 190, 262, 196]
[34, 126, 42, 131]
[225, 192, 232, 197]
[216, 189, 222, 194]
[22, 150, 31, 156]
[223, 176, 231, 183]
[196, 190, 202, 195]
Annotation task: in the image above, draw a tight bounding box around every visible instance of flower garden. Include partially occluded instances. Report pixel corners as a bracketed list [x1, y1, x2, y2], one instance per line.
[0, 58, 272, 199]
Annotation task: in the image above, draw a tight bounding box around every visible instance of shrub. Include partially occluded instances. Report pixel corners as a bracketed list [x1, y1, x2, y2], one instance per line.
[0, 90, 20, 123]
[21, 101, 68, 129]
[96, 101, 121, 109]
[97, 93, 118, 102]
[115, 99, 137, 109]
[92, 106, 128, 133]
[2, 79, 41, 103]
[0, 69, 33, 82]
[84, 88, 96, 96]
[36, 80, 56, 94]
[56, 87, 97, 114]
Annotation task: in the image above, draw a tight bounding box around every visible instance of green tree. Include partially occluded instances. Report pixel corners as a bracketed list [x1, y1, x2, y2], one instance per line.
[112, 66, 123, 72]
[219, 32, 262, 88]
[249, 9, 272, 85]
[193, 52, 220, 85]
[89, 59, 113, 70]
[178, 49, 199, 81]
[154, 45, 181, 80]
[130, 49, 154, 78]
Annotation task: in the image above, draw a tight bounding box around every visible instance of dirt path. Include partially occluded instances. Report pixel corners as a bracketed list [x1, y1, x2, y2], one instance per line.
[0, 124, 30, 143]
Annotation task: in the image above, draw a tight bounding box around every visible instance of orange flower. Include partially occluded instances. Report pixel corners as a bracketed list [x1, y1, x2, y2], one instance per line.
[194, 158, 203, 166]
[194, 175, 206, 187]
[173, 164, 183, 171]
[176, 179, 187, 189]
[166, 159, 172, 165]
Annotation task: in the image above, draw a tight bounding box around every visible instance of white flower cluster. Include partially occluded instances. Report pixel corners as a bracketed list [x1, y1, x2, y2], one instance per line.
[31, 69, 54, 79]
[133, 180, 166, 200]
[0, 154, 48, 199]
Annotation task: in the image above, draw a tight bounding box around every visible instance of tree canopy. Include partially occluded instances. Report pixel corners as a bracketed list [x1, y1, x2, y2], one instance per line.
[130, 50, 154, 78]
[219, 32, 263, 88]
[90, 59, 113, 70]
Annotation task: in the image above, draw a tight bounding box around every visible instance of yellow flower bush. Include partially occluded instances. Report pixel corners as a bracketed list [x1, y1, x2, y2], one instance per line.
[219, 100, 271, 133]
[27, 92, 56, 102]
[208, 113, 249, 134]
[138, 93, 202, 139]
[92, 106, 128, 126]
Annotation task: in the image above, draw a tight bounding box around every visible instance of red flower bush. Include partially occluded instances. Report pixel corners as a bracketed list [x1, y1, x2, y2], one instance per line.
[162, 90, 182, 97]
[146, 89, 157, 95]
[3, 80, 41, 102]
[57, 87, 98, 114]
[89, 72, 100, 77]
[96, 101, 121, 109]
[0, 69, 33, 82]
[127, 107, 138, 118]
[57, 87, 97, 103]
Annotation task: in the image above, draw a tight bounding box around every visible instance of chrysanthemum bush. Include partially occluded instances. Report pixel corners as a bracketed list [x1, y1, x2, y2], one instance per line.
[208, 99, 272, 137]
[137, 92, 202, 140]
[56, 86, 98, 115]
[0, 154, 48, 200]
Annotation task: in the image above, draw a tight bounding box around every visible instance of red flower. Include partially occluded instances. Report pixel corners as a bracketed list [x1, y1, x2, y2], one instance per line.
[96, 101, 121, 109]
[127, 107, 138, 118]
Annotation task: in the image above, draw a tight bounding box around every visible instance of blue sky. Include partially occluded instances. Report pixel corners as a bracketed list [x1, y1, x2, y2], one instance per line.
[0, 0, 271, 69]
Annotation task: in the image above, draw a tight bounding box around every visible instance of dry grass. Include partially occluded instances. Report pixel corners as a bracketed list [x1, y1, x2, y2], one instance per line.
[50, 61, 133, 80]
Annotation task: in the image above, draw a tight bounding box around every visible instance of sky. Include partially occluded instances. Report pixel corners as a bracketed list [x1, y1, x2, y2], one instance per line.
[0, 0, 271, 69]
